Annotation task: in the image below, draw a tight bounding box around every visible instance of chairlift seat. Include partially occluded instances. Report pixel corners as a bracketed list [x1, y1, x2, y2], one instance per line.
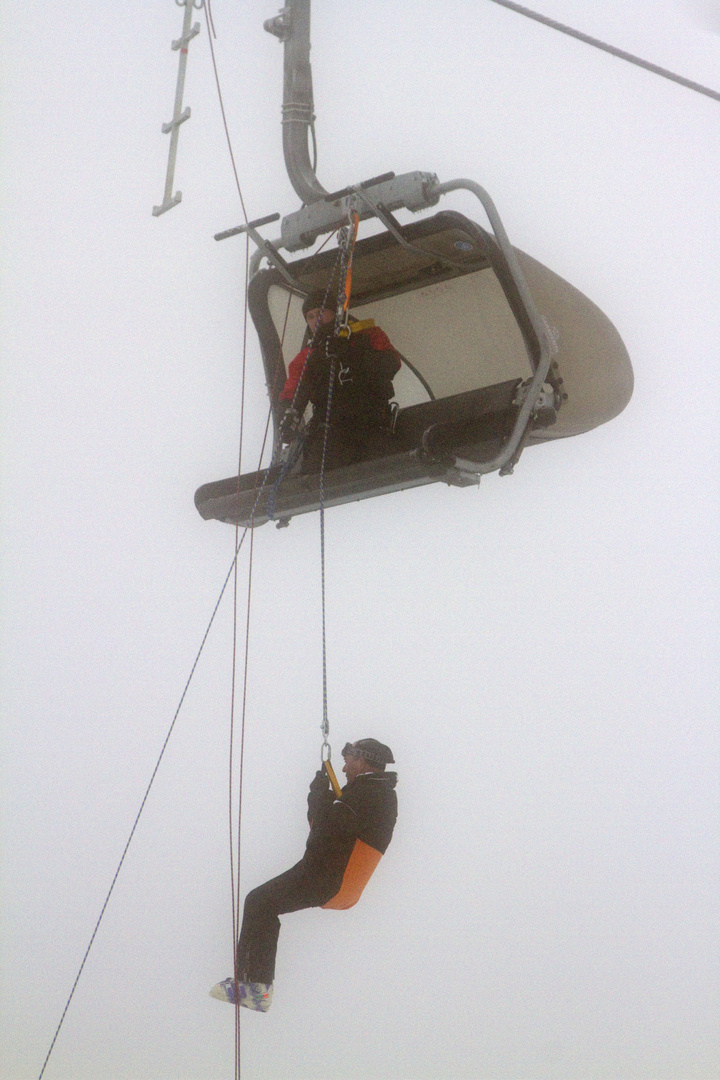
[195, 210, 632, 527]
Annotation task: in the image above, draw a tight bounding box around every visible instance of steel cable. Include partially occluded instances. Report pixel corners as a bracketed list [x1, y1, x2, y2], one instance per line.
[486, 0, 720, 102]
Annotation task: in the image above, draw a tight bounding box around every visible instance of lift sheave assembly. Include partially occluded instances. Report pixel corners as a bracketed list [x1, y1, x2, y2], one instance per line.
[194, 2, 633, 529]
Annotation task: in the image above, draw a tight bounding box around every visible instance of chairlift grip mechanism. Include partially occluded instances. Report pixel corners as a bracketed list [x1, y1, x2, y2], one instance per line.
[280, 170, 441, 252]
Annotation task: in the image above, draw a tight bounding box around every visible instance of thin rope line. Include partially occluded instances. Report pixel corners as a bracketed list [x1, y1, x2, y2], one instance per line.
[229, 233, 250, 921]
[228, 284, 294, 1076]
[318, 225, 357, 752]
[486, 0, 720, 102]
[232, 523, 254, 1080]
[230, 525, 242, 1079]
[203, 6, 253, 1067]
[204, 0, 250, 219]
[36, 517, 258, 1080]
[318, 351, 337, 746]
[36, 440, 284, 1080]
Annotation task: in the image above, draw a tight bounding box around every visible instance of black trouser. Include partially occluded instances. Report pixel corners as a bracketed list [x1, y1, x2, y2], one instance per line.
[302, 417, 393, 472]
[236, 861, 336, 984]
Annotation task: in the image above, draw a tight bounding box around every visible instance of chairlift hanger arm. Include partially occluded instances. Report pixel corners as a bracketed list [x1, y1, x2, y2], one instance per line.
[265, 0, 327, 205]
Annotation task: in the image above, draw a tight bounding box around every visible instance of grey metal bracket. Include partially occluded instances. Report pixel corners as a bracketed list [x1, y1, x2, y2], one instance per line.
[214, 213, 302, 290]
[279, 170, 440, 252]
[351, 186, 472, 272]
[381, 175, 556, 479]
[152, 1, 201, 217]
[264, 6, 291, 41]
[161, 107, 191, 135]
[172, 22, 200, 51]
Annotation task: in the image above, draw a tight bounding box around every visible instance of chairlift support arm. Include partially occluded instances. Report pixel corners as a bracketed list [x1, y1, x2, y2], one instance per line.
[265, 0, 327, 204]
[429, 178, 556, 477]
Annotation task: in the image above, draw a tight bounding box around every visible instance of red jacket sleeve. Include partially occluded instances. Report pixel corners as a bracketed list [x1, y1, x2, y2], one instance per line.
[279, 346, 311, 402]
[366, 326, 402, 375]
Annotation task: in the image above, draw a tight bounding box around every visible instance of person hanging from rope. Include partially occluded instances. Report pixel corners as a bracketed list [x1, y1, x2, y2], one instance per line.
[210, 738, 398, 1012]
[278, 291, 402, 471]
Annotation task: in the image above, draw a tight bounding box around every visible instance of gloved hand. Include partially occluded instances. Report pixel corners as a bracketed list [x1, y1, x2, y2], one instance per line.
[311, 319, 336, 344]
[325, 332, 350, 363]
[279, 406, 300, 443]
[309, 769, 331, 794]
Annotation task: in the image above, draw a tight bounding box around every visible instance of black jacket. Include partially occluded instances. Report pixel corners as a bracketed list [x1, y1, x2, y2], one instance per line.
[295, 324, 400, 426]
[304, 770, 398, 892]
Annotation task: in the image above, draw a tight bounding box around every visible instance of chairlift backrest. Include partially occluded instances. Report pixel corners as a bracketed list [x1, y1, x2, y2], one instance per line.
[249, 211, 632, 444]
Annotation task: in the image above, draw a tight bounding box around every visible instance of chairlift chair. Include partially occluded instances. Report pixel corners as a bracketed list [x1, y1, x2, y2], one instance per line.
[194, 204, 632, 528]
[194, 0, 632, 529]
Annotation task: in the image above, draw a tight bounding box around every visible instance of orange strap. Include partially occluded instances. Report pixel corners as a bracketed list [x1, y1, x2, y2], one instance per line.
[323, 759, 342, 798]
[322, 839, 383, 910]
[338, 212, 360, 337]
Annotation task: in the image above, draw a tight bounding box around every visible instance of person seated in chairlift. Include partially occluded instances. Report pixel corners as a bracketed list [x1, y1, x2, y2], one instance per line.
[210, 738, 398, 1012]
[278, 291, 402, 471]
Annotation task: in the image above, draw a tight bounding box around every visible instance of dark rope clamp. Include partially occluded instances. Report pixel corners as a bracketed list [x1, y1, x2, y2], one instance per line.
[263, 6, 291, 41]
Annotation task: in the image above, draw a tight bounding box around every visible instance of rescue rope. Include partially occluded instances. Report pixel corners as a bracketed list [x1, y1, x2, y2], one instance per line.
[37, 12, 270, 1066]
[318, 212, 360, 766]
[201, 9, 252, 1069]
[266, 250, 343, 521]
[35, 485, 270, 1080]
[229, 291, 292, 1078]
[229, 235, 251, 1079]
[203, 0, 250, 218]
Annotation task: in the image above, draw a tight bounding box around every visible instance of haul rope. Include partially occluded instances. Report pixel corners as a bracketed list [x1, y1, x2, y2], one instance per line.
[486, 0, 720, 103]
[318, 211, 360, 768]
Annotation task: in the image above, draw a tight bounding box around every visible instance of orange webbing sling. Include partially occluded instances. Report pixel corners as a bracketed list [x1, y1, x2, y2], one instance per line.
[320, 758, 384, 910]
[322, 840, 383, 910]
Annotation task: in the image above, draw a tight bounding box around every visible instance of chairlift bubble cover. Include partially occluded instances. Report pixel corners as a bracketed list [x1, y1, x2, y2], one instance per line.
[195, 212, 632, 527]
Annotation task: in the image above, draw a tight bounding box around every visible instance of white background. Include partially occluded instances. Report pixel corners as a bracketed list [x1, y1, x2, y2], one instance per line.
[1, 2, 718, 1078]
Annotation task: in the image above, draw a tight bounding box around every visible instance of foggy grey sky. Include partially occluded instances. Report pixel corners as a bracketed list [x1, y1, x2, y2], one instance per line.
[1, 2, 719, 1078]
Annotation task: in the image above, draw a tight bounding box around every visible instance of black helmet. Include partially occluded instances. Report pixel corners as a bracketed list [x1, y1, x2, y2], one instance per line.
[302, 289, 333, 317]
[342, 739, 395, 766]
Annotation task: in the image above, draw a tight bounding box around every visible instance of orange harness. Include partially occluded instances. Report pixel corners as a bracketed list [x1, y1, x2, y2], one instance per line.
[319, 758, 385, 910]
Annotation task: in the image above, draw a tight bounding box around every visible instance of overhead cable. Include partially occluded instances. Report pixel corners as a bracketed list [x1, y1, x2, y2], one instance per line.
[486, 0, 720, 103]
